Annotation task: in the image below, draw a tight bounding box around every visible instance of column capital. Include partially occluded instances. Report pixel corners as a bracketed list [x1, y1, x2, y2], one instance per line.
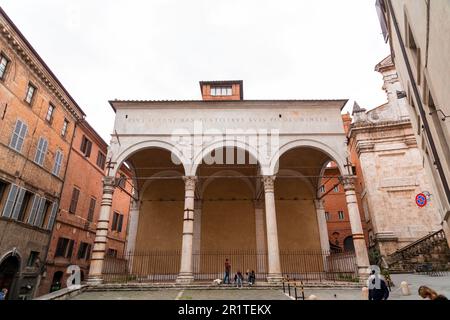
[314, 199, 325, 210]
[183, 176, 197, 191]
[342, 175, 357, 191]
[261, 175, 276, 193]
[103, 176, 116, 189]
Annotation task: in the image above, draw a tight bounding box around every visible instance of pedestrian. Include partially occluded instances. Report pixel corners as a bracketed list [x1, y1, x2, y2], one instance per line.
[234, 270, 243, 288]
[368, 270, 390, 300]
[223, 259, 231, 284]
[0, 288, 8, 300]
[418, 286, 448, 300]
[249, 270, 256, 286]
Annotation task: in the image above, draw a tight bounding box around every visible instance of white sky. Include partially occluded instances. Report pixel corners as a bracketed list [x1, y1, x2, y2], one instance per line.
[1, 0, 390, 142]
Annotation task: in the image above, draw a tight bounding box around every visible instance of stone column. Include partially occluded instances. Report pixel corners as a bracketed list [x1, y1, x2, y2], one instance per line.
[254, 200, 267, 273]
[314, 199, 330, 252]
[88, 176, 116, 284]
[343, 176, 370, 279]
[176, 176, 197, 283]
[125, 200, 140, 255]
[262, 176, 282, 283]
[192, 199, 202, 274]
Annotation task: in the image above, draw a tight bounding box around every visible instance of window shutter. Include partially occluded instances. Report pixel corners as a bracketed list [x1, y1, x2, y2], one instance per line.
[117, 214, 123, 232]
[67, 240, 74, 258]
[2, 185, 19, 218]
[86, 141, 92, 157]
[34, 197, 46, 227]
[27, 195, 40, 224]
[69, 188, 79, 213]
[17, 122, 28, 151]
[47, 202, 58, 230]
[35, 138, 43, 163]
[11, 188, 26, 220]
[10, 121, 22, 149]
[40, 139, 48, 165]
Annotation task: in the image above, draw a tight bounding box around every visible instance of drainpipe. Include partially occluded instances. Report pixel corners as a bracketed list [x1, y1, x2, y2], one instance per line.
[37, 118, 79, 297]
[386, 0, 450, 207]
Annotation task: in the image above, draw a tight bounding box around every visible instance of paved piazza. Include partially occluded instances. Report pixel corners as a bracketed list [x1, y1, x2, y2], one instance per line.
[70, 274, 450, 300]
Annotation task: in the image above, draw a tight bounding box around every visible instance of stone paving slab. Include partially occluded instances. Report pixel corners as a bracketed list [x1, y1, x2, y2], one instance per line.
[68, 274, 450, 300]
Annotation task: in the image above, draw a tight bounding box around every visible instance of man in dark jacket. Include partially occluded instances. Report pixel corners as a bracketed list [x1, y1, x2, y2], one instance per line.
[368, 273, 390, 300]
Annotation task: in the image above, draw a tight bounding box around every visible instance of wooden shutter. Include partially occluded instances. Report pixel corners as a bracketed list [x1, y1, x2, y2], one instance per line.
[27, 195, 40, 224]
[46, 202, 58, 230]
[2, 184, 19, 218]
[69, 188, 80, 213]
[117, 214, 124, 232]
[66, 240, 75, 258]
[10, 121, 22, 149]
[11, 188, 26, 220]
[17, 122, 28, 151]
[34, 197, 46, 227]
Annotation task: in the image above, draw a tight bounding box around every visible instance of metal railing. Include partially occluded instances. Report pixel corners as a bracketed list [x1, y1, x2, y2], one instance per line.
[102, 249, 358, 283]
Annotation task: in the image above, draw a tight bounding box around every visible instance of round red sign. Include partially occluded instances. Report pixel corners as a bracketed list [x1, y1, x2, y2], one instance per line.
[415, 193, 427, 207]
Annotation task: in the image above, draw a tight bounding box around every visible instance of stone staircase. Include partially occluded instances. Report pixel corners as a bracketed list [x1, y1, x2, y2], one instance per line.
[386, 230, 450, 274]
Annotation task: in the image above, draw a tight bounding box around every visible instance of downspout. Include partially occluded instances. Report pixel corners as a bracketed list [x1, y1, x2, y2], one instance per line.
[386, 0, 450, 207]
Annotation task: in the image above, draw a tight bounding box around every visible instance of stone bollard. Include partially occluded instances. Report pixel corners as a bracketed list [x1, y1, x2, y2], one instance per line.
[362, 287, 369, 300]
[308, 294, 318, 300]
[400, 281, 411, 296]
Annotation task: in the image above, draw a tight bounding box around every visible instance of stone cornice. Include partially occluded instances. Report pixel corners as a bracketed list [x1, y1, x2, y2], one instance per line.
[348, 119, 412, 138]
[0, 10, 85, 120]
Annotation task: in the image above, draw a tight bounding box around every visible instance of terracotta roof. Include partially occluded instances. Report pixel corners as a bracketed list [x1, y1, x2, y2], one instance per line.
[375, 55, 394, 72]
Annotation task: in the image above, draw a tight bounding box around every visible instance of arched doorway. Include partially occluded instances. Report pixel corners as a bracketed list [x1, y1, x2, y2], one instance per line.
[50, 271, 63, 292]
[344, 236, 355, 252]
[0, 254, 20, 300]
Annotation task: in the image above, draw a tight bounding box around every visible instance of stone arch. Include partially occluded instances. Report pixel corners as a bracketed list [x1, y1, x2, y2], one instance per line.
[111, 140, 189, 177]
[190, 139, 267, 176]
[269, 139, 347, 176]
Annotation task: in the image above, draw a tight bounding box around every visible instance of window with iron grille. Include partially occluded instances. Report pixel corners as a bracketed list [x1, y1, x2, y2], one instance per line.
[338, 211, 345, 220]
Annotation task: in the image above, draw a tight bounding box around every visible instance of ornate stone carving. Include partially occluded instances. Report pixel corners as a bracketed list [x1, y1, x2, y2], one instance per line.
[262, 176, 276, 193]
[342, 176, 356, 192]
[183, 176, 197, 191]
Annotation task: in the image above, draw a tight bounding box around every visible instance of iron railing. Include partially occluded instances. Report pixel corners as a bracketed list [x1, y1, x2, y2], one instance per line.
[102, 249, 358, 283]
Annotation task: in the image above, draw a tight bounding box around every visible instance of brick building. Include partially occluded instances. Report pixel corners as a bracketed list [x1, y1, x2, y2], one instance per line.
[0, 8, 84, 299]
[320, 159, 370, 253]
[38, 121, 132, 296]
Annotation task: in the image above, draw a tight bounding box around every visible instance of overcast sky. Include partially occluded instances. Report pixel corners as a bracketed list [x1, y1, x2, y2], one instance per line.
[1, 0, 390, 142]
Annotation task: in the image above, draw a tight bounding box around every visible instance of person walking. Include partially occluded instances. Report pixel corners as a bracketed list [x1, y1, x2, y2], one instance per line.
[224, 259, 231, 284]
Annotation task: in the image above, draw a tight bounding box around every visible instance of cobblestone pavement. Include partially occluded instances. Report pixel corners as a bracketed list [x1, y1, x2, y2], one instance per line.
[70, 274, 450, 300]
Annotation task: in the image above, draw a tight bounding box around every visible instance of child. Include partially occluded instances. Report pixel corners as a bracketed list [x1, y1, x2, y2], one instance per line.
[234, 270, 243, 288]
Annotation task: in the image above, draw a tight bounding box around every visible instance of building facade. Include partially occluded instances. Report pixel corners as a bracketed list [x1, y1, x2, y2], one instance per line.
[0, 8, 84, 299]
[348, 55, 442, 257]
[320, 160, 371, 253]
[37, 121, 132, 296]
[376, 0, 450, 245]
[86, 80, 371, 284]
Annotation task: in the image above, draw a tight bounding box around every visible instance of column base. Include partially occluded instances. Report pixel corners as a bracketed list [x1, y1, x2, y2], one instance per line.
[86, 276, 103, 286]
[176, 273, 194, 284]
[358, 266, 370, 282]
[267, 274, 283, 284]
